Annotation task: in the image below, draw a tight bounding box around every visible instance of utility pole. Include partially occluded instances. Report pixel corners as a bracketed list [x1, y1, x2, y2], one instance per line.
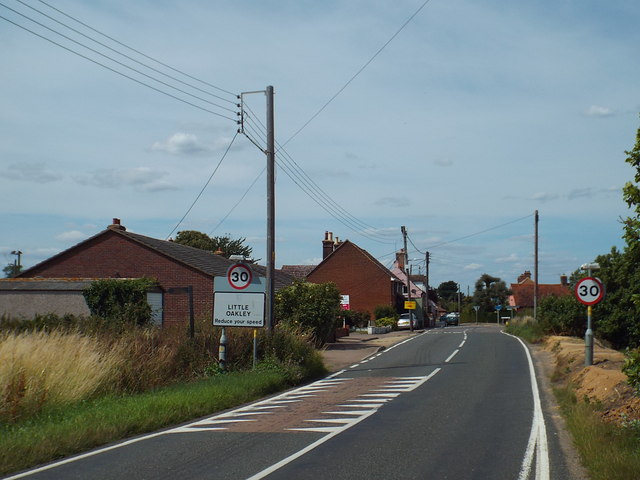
[401, 226, 412, 332]
[266, 85, 275, 332]
[425, 251, 430, 326]
[534, 210, 539, 322]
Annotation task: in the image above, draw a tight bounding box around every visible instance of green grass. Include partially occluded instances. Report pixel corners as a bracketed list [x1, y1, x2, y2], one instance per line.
[504, 319, 545, 343]
[0, 369, 292, 475]
[554, 386, 640, 480]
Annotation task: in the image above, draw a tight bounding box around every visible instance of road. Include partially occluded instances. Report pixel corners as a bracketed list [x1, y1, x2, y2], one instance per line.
[7, 325, 575, 480]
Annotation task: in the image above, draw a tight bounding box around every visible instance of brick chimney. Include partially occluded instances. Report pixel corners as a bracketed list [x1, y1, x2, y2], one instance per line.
[108, 218, 126, 231]
[396, 248, 406, 270]
[517, 270, 532, 283]
[560, 274, 568, 286]
[322, 231, 334, 259]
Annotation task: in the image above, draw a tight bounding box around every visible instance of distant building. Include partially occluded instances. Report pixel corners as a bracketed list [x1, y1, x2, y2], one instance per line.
[306, 232, 405, 319]
[508, 270, 571, 310]
[7, 219, 293, 325]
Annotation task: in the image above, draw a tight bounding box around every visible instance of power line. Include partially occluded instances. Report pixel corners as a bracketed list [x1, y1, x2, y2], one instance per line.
[166, 131, 239, 239]
[0, 3, 238, 117]
[280, 0, 433, 148]
[242, 103, 395, 243]
[36, 0, 237, 98]
[241, 114, 395, 244]
[16, 0, 238, 106]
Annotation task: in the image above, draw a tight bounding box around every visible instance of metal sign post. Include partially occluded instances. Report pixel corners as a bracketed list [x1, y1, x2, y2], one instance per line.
[575, 275, 605, 366]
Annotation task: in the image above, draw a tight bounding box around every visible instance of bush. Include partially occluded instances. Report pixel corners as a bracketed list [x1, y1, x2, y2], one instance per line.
[340, 309, 371, 328]
[374, 304, 397, 320]
[623, 348, 640, 395]
[83, 278, 156, 327]
[375, 317, 397, 329]
[274, 280, 341, 347]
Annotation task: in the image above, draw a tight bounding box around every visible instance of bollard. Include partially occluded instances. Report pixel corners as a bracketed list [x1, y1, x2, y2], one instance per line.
[219, 327, 227, 370]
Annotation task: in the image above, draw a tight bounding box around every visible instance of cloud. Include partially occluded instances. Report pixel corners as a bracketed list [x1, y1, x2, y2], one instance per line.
[496, 253, 519, 263]
[151, 132, 209, 155]
[74, 167, 178, 192]
[55, 230, 88, 242]
[585, 105, 615, 118]
[434, 158, 454, 167]
[529, 192, 559, 202]
[375, 196, 410, 208]
[1, 162, 62, 183]
[464, 263, 483, 271]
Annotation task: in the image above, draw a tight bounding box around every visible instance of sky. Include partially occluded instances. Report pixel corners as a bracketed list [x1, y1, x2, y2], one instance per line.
[1, 0, 639, 293]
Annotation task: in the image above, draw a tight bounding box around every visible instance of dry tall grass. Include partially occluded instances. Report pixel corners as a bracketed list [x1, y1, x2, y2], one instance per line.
[0, 330, 120, 422]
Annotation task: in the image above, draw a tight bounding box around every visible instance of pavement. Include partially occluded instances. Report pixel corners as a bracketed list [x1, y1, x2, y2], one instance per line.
[320, 329, 423, 372]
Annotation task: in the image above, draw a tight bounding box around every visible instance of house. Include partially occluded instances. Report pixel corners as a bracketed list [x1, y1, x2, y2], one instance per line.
[391, 249, 439, 327]
[508, 270, 571, 310]
[305, 232, 405, 320]
[10, 219, 293, 325]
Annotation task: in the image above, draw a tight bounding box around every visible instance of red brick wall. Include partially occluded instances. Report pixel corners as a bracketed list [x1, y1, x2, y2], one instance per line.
[23, 232, 213, 325]
[307, 242, 394, 319]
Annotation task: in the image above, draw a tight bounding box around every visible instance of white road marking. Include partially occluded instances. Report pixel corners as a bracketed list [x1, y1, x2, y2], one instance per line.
[503, 332, 550, 480]
[444, 349, 459, 363]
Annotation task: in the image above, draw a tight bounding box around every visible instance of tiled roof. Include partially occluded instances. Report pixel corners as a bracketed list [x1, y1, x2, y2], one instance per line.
[281, 265, 316, 280]
[307, 240, 401, 282]
[509, 282, 572, 308]
[19, 228, 293, 290]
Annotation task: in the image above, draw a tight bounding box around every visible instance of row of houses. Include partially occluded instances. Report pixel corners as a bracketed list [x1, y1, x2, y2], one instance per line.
[0, 220, 571, 325]
[0, 221, 428, 325]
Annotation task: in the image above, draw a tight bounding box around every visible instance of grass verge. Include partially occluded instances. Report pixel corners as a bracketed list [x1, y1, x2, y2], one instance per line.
[554, 386, 640, 480]
[0, 369, 293, 476]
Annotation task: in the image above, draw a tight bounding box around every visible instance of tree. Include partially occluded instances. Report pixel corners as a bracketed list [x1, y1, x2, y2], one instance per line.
[274, 280, 341, 347]
[437, 281, 459, 302]
[174, 230, 253, 259]
[3, 263, 22, 278]
[472, 273, 510, 312]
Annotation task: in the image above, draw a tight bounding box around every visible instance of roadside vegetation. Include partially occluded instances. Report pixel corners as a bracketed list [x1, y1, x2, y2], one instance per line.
[505, 120, 640, 479]
[0, 278, 342, 475]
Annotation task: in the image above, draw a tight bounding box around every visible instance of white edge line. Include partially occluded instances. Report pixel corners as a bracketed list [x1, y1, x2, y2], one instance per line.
[503, 331, 550, 480]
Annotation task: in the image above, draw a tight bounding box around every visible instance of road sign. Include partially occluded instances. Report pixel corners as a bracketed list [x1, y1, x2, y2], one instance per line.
[226, 263, 253, 290]
[575, 277, 605, 305]
[340, 295, 350, 311]
[404, 301, 417, 310]
[213, 292, 265, 327]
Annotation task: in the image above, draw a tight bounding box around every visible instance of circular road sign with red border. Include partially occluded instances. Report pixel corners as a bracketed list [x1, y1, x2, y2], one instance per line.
[227, 263, 253, 290]
[575, 277, 605, 306]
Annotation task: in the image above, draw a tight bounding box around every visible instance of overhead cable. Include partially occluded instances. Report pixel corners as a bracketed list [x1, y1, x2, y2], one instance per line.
[16, 0, 238, 106]
[0, 3, 238, 117]
[281, 0, 433, 148]
[166, 131, 239, 239]
[36, 0, 237, 98]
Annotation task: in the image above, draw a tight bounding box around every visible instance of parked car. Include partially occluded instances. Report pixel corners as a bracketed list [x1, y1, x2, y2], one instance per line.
[443, 313, 459, 326]
[399, 312, 425, 330]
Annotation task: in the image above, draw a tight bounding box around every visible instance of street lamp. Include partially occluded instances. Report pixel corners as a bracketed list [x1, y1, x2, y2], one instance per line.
[581, 262, 600, 366]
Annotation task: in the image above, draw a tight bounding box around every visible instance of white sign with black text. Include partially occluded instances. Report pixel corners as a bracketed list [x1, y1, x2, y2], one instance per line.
[213, 292, 265, 327]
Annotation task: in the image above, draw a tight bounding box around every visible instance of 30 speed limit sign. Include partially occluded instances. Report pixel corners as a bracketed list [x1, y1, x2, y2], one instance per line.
[227, 263, 253, 290]
[575, 277, 605, 306]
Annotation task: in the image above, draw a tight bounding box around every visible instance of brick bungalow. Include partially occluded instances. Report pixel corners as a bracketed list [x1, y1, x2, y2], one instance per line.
[12, 219, 293, 325]
[508, 270, 572, 310]
[305, 232, 404, 320]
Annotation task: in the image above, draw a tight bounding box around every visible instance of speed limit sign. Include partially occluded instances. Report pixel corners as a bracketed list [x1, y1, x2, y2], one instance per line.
[227, 263, 253, 290]
[575, 277, 605, 306]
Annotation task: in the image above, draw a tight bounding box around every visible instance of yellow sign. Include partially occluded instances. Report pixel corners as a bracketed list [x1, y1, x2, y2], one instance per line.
[404, 301, 417, 310]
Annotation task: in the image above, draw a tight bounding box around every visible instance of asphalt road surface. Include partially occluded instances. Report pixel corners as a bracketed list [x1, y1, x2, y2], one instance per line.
[7, 325, 576, 480]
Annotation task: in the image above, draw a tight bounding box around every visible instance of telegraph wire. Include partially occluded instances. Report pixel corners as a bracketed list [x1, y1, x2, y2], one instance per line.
[36, 0, 237, 98]
[15, 0, 238, 106]
[243, 103, 395, 242]
[0, 3, 238, 116]
[209, 167, 265, 236]
[241, 114, 395, 245]
[281, 0, 433, 148]
[166, 131, 239, 240]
